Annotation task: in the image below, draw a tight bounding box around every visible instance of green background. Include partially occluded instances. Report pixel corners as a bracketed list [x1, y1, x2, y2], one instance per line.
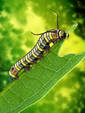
[0, 0, 85, 113]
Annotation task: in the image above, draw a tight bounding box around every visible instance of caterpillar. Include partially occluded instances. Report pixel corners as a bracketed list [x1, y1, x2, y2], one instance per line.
[9, 13, 69, 81]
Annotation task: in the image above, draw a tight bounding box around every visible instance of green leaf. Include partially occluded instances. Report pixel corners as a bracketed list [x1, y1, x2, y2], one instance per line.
[0, 42, 85, 113]
[0, 24, 85, 113]
[66, 23, 78, 34]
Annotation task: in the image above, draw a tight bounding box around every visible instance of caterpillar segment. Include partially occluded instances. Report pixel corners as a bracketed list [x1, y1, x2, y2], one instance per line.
[49, 33, 54, 40]
[15, 64, 20, 71]
[21, 59, 27, 66]
[17, 60, 23, 69]
[25, 55, 31, 64]
[34, 45, 44, 59]
[9, 14, 69, 81]
[46, 32, 52, 42]
[44, 33, 49, 43]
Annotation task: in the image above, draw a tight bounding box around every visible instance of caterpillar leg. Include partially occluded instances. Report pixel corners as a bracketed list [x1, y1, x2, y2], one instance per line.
[24, 66, 30, 72]
[9, 76, 14, 82]
[15, 75, 19, 80]
[44, 44, 50, 53]
[33, 60, 37, 64]
[39, 53, 44, 59]
[9, 75, 19, 82]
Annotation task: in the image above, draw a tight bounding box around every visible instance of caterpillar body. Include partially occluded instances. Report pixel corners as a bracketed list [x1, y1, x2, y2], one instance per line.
[9, 14, 69, 81]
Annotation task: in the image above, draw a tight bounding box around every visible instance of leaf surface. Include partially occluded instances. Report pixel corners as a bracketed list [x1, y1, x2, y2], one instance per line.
[0, 24, 85, 113]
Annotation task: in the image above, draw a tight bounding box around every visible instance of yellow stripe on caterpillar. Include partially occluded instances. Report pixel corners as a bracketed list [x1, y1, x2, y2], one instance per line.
[49, 33, 53, 40]
[44, 33, 49, 42]
[59, 31, 62, 38]
[32, 52, 38, 58]
[9, 71, 15, 78]
[26, 56, 31, 63]
[37, 44, 44, 51]
[15, 64, 20, 71]
[21, 59, 27, 66]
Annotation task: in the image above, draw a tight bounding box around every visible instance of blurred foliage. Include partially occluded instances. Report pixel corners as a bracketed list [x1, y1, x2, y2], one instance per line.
[0, 0, 85, 113]
[73, 0, 85, 39]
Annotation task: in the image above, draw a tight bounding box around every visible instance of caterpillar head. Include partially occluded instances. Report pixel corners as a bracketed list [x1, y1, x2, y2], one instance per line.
[59, 30, 69, 39]
[51, 29, 69, 41]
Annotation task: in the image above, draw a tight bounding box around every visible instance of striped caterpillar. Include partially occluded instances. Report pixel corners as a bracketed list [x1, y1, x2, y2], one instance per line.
[9, 13, 69, 81]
